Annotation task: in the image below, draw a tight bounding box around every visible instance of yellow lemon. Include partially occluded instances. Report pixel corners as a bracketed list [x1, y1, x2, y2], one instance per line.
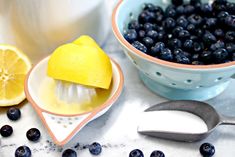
[0, 44, 31, 106]
[73, 35, 102, 50]
[47, 40, 112, 89]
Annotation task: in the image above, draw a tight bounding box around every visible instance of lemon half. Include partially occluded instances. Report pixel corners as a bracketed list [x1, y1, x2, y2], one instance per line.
[0, 44, 31, 106]
[47, 36, 112, 89]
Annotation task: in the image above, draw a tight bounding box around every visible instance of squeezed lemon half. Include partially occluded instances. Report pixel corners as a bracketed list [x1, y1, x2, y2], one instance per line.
[0, 44, 31, 106]
[47, 36, 112, 89]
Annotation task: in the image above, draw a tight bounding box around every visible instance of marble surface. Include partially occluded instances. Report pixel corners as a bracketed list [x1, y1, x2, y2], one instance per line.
[1, 31, 235, 157]
[1, 1, 235, 156]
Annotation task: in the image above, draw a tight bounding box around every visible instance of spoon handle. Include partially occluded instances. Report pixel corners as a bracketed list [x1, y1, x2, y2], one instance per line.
[220, 115, 235, 125]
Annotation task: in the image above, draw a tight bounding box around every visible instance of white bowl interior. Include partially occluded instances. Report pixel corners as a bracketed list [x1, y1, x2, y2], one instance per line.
[27, 56, 121, 115]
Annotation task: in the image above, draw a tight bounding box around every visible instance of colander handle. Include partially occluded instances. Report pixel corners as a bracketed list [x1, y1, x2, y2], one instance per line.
[220, 115, 235, 125]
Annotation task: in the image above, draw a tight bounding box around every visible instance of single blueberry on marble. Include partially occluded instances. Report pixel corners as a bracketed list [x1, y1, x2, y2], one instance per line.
[129, 149, 144, 157]
[7, 107, 21, 121]
[199, 143, 215, 157]
[150, 150, 165, 157]
[89, 142, 102, 155]
[15, 146, 31, 157]
[62, 149, 77, 157]
[26, 128, 41, 142]
[0, 125, 13, 137]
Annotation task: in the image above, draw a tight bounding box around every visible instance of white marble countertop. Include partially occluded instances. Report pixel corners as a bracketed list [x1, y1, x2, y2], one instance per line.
[1, 30, 235, 157]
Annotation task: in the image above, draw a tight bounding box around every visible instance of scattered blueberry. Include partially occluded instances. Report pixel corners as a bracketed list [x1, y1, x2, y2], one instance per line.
[199, 143, 215, 157]
[15, 146, 31, 157]
[129, 149, 144, 157]
[150, 150, 165, 157]
[62, 149, 77, 157]
[0, 125, 13, 137]
[7, 107, 21, 121]
[89, 142, 102, 155]
[26, 128, 41, 142]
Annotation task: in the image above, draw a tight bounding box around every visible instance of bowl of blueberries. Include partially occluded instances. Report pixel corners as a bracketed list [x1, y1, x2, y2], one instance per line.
[112, 0, 235, 100]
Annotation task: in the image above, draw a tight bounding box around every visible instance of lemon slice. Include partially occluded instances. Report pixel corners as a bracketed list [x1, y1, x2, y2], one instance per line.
[47, 39, 112, 89]
[0, 44, 31, 106]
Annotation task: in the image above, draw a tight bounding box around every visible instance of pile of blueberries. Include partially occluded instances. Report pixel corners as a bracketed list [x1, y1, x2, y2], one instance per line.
[124, 0, 235, 65]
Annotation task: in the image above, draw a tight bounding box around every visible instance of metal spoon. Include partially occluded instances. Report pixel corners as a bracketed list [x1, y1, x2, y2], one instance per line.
[138, 100, 235, 142]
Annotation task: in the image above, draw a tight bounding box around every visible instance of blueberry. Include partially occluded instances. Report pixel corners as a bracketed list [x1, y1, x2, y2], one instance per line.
[143, 3, 157, 12]
[150, 150, 165, 157]
[142, 37, 154, 48]
[159, 48, 173, 61]
[62, 149, 77, 157]
[187, 24, 196, 33]
[132, 41, 148, 53]
[177, 16, 189, 28]
[144, 23, 154, 32]
[171, 0, 183, 6]
[175, 54, 191, 64]
[232, 53, 235, 61]
[129, 149, 144, 157]
[199, 143, 215, 157]
[203, 31, 217, 45]
[190, 35, 199, 41]
[155, 13, 164, 24]
[164, 17, 176, 29]
[128, 20, 140, 31]
[0, 125, 13, 137]
[157, 31, 165, 41]
[156, 26, 164, 32]
[210, 41, 225, 51]
[213, 48, 229, 63]
[194, 29, 204, 37]
[193, 42, 204, 53]
[225, 31, 235, 42]
[200, 51, 213, 64]
[214, 29, 224, 38]
[225, 15, 235, 29]
[151, 42, 165, 56]
[190, 0, 201, 6]
[166, 33, 174, 41]
[212, 0, 227, 13]
[138, 11, 154, 23]
[146, 30, 158, 40]
[205, 18, 217, 29]
[226, 2, 235, 14]
[174, 49, 191, 58]
[192, 53, 200, 61]
[168, 38, 182, 49]
[165, 6, 177, 18]
[183, 39, 194, 50]
[89, 142, 102, 155]
[172, 26, 184, 36]
[26, 128, 41, 142]
[226, 43, 235, 53]
[7, 107, 21, 121]
[188, 14, 203, 26]
[178, 30, 190, 39]
[15, 146, 31, 157]
[184, 5, 195, 15]
[176, 5, 185, 15]
[124, 29, 137, 43]
[138, 30, 146, 39]
[217, 11, 229, 24]
[200, 3, 213, 15]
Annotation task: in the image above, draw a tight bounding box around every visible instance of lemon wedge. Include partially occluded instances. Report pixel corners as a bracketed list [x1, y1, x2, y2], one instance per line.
[47, 37, 112, 89]
[0, 44, 31, 106]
